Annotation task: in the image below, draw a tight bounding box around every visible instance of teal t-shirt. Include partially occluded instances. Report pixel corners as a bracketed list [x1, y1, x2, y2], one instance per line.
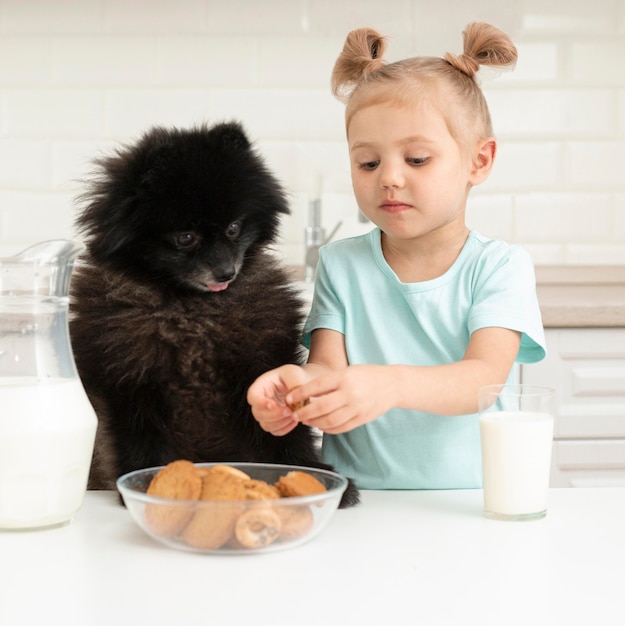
[302, 228, 546, 490]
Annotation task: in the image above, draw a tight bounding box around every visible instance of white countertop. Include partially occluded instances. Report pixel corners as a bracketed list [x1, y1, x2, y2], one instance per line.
[1, 488, 623, 626]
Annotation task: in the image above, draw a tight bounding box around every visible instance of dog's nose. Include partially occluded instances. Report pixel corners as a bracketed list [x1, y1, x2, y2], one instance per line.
[214, 269, 236, 283]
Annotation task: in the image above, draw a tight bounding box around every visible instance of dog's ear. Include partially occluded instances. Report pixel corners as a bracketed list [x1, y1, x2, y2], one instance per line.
[75, 186, 144, 262]
[75, 132, 164, 262]
[137, 126, 176, 176]
[211, 122, 252, 151]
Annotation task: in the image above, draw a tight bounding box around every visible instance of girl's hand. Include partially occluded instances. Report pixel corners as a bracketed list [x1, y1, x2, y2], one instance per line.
[247, 365, 310, 436]
[279, 327, 523, 435]
[286, 364, 395, 435]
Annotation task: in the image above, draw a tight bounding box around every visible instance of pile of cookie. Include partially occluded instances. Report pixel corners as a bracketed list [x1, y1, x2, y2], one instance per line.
[143, 460, 327, 550]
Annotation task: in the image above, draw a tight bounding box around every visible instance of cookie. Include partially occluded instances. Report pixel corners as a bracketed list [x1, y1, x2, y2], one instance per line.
[277, 505, 314, 541]
[234, 508, 282, 549]
[181, 472, 247, 549]
[200, 464, 251, 481]
[243, 479, 281, 500]
[275, 470, 327, 498]
[144, 460, 202, 537]
[141, 462, 327, 550]
[286, 386, 310, 411]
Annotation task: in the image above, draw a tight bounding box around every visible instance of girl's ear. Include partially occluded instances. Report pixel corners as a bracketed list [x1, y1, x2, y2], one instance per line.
[469, 138, 496, 185]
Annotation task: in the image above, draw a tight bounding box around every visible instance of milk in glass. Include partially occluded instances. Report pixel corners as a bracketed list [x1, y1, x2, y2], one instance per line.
[480, 411, 554, 520]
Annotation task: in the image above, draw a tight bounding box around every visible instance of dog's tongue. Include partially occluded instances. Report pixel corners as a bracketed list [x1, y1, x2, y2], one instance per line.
[208, 282, 229, 292]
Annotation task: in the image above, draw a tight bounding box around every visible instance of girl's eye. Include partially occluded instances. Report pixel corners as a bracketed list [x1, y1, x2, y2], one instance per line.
[174, 232, 199, 249]
[358, 160, 380, 171]
[407, 157, 429, 166]
[226, 220, 242, 239]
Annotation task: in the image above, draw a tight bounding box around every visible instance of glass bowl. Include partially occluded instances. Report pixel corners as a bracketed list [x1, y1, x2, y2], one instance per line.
[116, 462, 347, 554]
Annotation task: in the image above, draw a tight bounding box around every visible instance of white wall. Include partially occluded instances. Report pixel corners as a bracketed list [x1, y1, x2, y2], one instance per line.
[1, 0, 624, 267]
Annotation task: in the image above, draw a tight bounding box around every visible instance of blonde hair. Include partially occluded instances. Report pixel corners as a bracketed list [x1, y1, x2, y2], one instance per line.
[331, 22, 517, 145]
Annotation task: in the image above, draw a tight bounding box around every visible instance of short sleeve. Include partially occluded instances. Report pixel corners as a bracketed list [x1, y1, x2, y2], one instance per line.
[301, 246, 346, 349]
[468, 245, 546, 364]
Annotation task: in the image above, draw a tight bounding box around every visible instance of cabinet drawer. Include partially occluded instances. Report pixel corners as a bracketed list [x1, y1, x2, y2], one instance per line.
[522, 329, 625, 438]
[551, 440, 625, 487]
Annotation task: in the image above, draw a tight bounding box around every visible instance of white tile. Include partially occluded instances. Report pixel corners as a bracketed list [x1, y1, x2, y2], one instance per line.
[156, 36, 257, 86]
[489, 89, 614, 138]
[564, 244, 625, 264]
[205, 0, 304, 34]
[566, 141, 625, 187]
[4, 89, 104, 137]
[246, 141, 299, 197]
[486, 142, 560, 190]
[494, 43, 559, 83]
[515, 193, 612, 242]
[522, 243, 566, 266]
[0, 0, 103, 34]
[0, 37, 52, 84]
[614, 194, 625, 241]
[619, 3, 625, 35]
[0, 190, 76, 243]
[258, 36, 344, 87]
[616, 91, 625, 137]
[321, 192, 368, 235]
[280, 189, 369, 261]
[280, 193, 311, 246]
[465, 193, 513, 241]
[569, 42, 625, 85]
[51, 139, 117, 191]
[257, 139, 351, 198]
[411, 0, 525, 57]
[519, 0, 617, 34]
[309, 0, 413, 36]
[0, 0, 624, 268]
[0, 243, 26, 257]
[104, 88, 213, 138]
[0, 139, 51, 189]
[207, 88, 345, 141]
[103, 0, 204, 34]
[51, 37, 156, 86]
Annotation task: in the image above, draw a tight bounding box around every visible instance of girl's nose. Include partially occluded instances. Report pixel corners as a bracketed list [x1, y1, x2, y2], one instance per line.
[379, 161, 404, 189]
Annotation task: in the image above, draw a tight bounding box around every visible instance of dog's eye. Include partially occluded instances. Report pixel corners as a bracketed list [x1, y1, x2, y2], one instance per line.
[174, 232, 199, 249]
[226, 221, 242, 239]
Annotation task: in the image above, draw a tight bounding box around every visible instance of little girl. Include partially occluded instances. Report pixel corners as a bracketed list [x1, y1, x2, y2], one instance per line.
[247, 22, 546, 490]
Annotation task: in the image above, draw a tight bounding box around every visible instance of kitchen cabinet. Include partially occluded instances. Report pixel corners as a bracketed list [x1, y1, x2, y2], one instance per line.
[521, 328, 625, 487]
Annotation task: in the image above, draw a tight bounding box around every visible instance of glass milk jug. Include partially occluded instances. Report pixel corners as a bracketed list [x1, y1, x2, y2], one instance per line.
[0, 240, 97, 530]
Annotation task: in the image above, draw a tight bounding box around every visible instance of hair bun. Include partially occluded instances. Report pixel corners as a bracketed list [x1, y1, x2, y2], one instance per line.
[444, 21, 517, 79]
[443, 52, 480, 78]
[331, 28, 388, 102]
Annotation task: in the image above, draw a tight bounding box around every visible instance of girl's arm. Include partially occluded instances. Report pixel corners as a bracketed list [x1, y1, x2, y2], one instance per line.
[285, 326, 521, 434]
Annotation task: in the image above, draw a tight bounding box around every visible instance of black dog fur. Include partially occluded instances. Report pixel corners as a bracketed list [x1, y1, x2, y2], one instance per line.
[69, 121, 359, 508]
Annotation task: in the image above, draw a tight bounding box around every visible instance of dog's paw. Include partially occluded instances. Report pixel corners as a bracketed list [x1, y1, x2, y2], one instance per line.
[338, 478, 360, 509]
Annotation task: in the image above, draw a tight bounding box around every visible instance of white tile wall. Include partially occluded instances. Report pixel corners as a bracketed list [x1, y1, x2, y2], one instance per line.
[0, 0, 624, 266]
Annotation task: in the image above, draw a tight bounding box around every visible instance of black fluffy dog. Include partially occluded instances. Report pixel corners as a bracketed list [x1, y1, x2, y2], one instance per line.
[69, 121, 359, 508]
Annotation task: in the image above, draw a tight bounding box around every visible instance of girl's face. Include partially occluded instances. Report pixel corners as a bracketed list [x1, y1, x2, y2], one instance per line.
[347, 100, 492, 247]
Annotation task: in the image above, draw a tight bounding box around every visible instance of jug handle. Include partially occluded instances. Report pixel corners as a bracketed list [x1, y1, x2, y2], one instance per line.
[5, 240, 85, 265]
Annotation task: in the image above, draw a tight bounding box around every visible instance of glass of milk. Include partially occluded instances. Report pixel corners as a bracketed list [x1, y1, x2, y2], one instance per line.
[478, 384, 555, 521]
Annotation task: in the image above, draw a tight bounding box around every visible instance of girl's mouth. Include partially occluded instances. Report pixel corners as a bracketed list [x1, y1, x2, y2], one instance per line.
[380, 200, 411, 213]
